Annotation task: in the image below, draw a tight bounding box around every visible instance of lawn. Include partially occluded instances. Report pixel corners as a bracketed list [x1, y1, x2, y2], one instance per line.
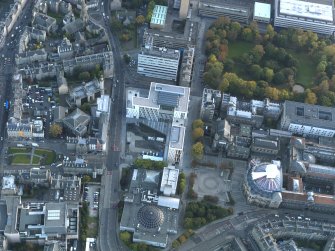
[8, 147, 30, 154]
[32, 156, 40, 165]
[11, 154, 31, 165]
[227, 41, 254, 59]
[288, 50, 316, 88]
[87, 217, 98, 237]
[34, 149, 56, 165]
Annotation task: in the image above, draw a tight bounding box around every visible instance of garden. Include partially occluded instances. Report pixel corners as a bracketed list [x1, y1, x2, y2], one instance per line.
[8, 147, 56, 165]
[204, 17, 335, 106]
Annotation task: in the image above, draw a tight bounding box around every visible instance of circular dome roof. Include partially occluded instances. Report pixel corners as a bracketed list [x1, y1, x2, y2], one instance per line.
[251, 163, 281, 192]
[137, 205, 164, 229]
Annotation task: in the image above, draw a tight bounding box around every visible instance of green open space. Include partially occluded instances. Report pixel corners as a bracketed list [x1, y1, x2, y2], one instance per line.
[8, 147, 55, 165]
[34, 149, 56, 165]
[32, 156, 40, 165]
[227, 41, 254, 60]
[8, 147, 30, 154]
[288, 50, 316, 87]
[227, 41, 315, 87]
[11, 155, 31, 165]
[86, 217, 98, 237]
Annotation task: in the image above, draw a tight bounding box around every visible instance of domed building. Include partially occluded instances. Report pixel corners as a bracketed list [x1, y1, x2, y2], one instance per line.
[244, 160, 283, 208]
[137, 205, 165, 229]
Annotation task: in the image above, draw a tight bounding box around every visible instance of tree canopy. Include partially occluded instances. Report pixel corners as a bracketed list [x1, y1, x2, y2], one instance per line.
[203, 16, 335, 106]
[49, 124, 63, 138]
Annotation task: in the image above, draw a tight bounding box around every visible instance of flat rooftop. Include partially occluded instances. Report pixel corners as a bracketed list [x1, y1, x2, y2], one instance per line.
[131, 82, 190, 114]
[254, 2, 271, 19]
[283, 100, 335, 130]
[151, 5, 168, 26]
[141, 46, 180, 60]
[279, 0, 334, 22]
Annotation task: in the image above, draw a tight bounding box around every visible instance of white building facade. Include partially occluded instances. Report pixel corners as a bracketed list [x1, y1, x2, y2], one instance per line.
[274, 0, 335, 36]
[137, 46, 180, 81]
[126, 83, 190, 165]
[280, 101, 335, 137]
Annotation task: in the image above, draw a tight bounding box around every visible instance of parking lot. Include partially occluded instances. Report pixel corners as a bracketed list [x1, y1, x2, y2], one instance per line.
[83, 184, 100, 217]
[23, 85, 56, 138]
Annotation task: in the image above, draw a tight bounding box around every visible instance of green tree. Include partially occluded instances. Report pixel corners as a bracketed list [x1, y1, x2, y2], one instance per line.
[263, 67, 274, 82]
[192, 127, 204, 141]
[120, 231, 132, 245]
[192, 119, 204, 129]
[123, 54, 131, 64]
[192, 142, 204, 160]
[49, 124, 63, 138]
[110, 18, 123, 31]
[249, 64, 263, 80]
[264, 24, 275, 41]
[82, 175, 92, 183]
[146, 1, 156, 23]
[273, 72, 286, 85]
[251, 45, 265, 63]
[241, 27, 253, 42]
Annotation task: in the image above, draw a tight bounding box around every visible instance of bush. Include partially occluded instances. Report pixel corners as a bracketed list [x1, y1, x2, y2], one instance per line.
[183, 201, 233, 229]
[176, 172, 186, 195]
[172, 240, 181, 248]
[133, 158, 166, 170]
[203, 195, 219, 204]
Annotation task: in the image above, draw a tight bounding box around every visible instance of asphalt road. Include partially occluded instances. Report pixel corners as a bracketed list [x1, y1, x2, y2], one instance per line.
[97, 0, 128, 250]
[0, 0, 34, 170]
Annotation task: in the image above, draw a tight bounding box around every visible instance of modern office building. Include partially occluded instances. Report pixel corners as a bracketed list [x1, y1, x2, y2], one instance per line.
[198, 0, 252, 23]
[280, 101, 335, 137]
[274, 0, 335, 36]
[150, 5, 168, 29]
[137, 45, 181, 81]
[126, 82, 189, 122]
[253, 2, 271, 23]
[126, 82, 189, 164]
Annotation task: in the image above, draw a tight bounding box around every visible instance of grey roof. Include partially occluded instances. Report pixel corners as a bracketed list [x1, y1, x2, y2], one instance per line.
[282, 100, 335, 130]
[63, 108, 90, 134]
[137, 205, 164, 229]
[170, 126, 180, 142]
[141, 46, 180, 60]
[44, 202, 67, 234]
[157, 92, 179, 107]
[0, 201, 7, 231]
[19, 208, 43, 231]
[253, 138, 279, 150]
[53, 106, 68, 122]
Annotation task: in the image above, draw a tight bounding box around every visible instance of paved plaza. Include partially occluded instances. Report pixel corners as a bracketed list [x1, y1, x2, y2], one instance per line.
[193, 168, 231, 203]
